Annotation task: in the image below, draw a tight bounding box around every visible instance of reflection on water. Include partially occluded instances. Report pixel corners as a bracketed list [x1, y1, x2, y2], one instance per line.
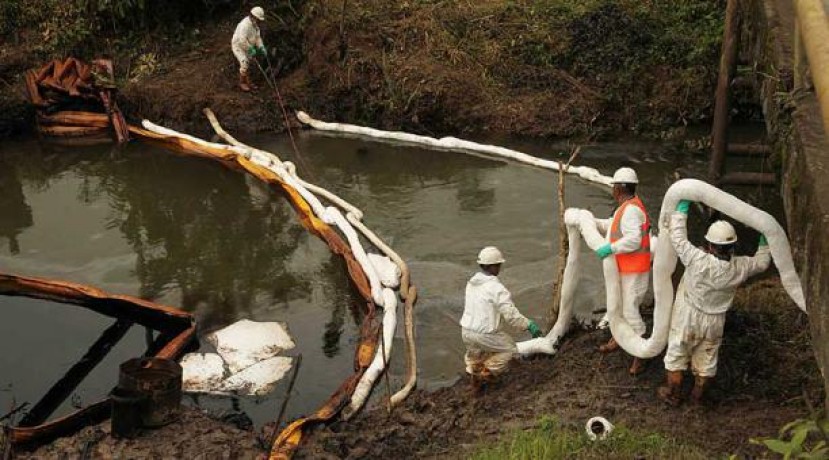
[0, 155, 33, 254]
[0, 128, 781, 426]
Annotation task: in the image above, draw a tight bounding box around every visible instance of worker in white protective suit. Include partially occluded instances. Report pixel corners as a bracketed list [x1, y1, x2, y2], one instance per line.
[231, 6, 267, 92]
[594, 167, 652, 375]
[657, 200, 771, 406]
[460, 246, 543, 391]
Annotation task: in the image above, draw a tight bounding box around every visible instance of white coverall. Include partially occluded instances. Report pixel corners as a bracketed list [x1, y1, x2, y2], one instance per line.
[231, 16, 263, 74]
[595, 202, 650, 335]
[460, 272, 531, 376]
[664, 213, 771, 377]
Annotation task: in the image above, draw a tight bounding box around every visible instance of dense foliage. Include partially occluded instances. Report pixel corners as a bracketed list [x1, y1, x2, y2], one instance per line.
[0, 0, 238, 56]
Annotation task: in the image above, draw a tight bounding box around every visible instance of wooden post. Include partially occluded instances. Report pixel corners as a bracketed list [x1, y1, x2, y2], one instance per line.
[548, 147, 580, 329]
[709, 0, 741, 181]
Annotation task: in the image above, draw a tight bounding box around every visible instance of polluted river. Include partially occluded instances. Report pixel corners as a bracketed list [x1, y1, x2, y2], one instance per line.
[0, 128, 776, 430]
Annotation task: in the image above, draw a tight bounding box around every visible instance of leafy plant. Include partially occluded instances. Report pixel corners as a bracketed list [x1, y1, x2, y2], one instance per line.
[751, 418, 829, 459]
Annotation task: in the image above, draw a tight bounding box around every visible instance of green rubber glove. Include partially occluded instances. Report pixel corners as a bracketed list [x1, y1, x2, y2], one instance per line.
[759, 234, 768, 247]
[247, 45, 257, 57]
[527, 320, 543, 338]
[259, 45, 267, 56]
[676, 200, 691, 214]
[595, 243, 613, 260]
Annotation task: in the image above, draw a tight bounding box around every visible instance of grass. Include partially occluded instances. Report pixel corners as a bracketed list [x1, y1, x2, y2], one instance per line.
[469, 416, 710, 460]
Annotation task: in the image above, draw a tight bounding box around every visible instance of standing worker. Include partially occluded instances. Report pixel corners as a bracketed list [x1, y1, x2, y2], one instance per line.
[232, 6, 267, 92]
[658, 202, 770, 405]
[460, 246, 543, 391]
[594, 167, 651, 375]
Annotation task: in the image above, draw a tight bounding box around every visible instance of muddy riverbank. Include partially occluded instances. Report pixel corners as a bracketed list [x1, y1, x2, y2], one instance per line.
[10, 278, 817, 459]
[0, 1, 731, 140]
[300, 277, 821, 459]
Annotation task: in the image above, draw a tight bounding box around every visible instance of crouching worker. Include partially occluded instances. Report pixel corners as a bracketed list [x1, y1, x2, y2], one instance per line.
[658, 200, 771, 406]
[460, 246, 543, 392]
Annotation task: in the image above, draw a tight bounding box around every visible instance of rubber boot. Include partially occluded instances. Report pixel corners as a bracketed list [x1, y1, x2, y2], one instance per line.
[629, 357, 647, 376]
[690, 376, 710, 405]
[656, 371, 683, 406]
[469, 364, 486, 396]
[239, 72, 251, 92]
[598, 337, 620, 353]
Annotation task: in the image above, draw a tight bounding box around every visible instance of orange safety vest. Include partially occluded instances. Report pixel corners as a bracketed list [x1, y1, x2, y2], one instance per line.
[610, 196, 651, 273]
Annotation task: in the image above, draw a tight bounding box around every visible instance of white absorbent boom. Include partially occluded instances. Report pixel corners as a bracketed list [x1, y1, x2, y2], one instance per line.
[518, 178, 806, 358]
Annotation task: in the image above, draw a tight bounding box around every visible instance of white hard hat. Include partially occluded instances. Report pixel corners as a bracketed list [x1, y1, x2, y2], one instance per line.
[251, 6, 265, 20]
[477, 246, 505, 265]
[611, 167, 638, 184]
[705, 220, 738, 245]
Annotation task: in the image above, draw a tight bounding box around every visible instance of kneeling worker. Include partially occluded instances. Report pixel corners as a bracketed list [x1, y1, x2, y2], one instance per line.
[658, 200, 771, 405]
[460, 246, 543, 389]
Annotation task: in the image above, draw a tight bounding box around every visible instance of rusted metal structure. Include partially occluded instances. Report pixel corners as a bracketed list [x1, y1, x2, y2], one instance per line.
[0, 273, 195, 447]
[24, 58, 130, 144]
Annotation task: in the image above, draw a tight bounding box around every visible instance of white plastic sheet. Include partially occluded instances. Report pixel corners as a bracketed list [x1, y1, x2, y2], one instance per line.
[206, 319, 296, 374]
[219, 356, 294, 397]
[181, 353, 226, 393]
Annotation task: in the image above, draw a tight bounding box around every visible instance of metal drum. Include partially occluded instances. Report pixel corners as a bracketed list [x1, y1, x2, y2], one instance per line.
[117, 357, 182, 427]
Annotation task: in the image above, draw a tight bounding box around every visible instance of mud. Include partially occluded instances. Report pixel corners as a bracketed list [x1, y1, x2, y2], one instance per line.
[299, 277, 822, 458]
[13, 407, 265, 459]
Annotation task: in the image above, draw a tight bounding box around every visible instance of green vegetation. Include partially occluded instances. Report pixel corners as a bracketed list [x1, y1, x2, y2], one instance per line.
[302, 0, 725, 136]
[0, 0, 231, 56]
[751, 417, 829, 459]
[1, 0, 728, 137]
[469, 416, 710, 459]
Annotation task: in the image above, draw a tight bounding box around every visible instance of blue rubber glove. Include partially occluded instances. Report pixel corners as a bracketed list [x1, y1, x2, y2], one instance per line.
[595, 243, 613, 260]
[527, 320, 543, 338]
[759, 234, 768, 247]
[676, 200, 691, 214]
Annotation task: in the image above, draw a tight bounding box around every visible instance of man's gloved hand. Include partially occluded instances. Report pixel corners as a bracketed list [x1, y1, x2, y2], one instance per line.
[258, 45, 267, 56]
[527, 320, 543, 338]
[759, 234, 768, 247]
[595, 243, 613, 260]
[247, 45, 257, 57]
[676, 200, 691, 214]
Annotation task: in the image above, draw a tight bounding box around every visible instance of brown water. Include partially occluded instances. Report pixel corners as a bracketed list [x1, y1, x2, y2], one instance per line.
[0, 127, 778, 427]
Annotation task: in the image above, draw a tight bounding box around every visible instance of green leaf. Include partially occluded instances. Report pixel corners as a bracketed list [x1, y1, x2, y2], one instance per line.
[792, 426, 811, 448]
[763, 439, 795, 456]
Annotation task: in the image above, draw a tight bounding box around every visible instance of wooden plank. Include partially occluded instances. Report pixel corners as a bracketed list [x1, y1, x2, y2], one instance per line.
[710, 0, 741, 181]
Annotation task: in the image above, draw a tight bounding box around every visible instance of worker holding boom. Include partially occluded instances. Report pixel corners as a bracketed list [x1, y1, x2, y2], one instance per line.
[232, 6, 267, 92]
[460, 246, 543, 392]
[594, 167, 652, 376]
[658, 202, 771, 405]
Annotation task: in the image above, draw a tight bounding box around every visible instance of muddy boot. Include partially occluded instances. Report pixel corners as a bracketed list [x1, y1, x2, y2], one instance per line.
[690, 376, 710, 405]
[239, 72, 251, 92]
[598, 337, 620, 353]
[629, 357, 647, 376]
[656, 370, 683, 406]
